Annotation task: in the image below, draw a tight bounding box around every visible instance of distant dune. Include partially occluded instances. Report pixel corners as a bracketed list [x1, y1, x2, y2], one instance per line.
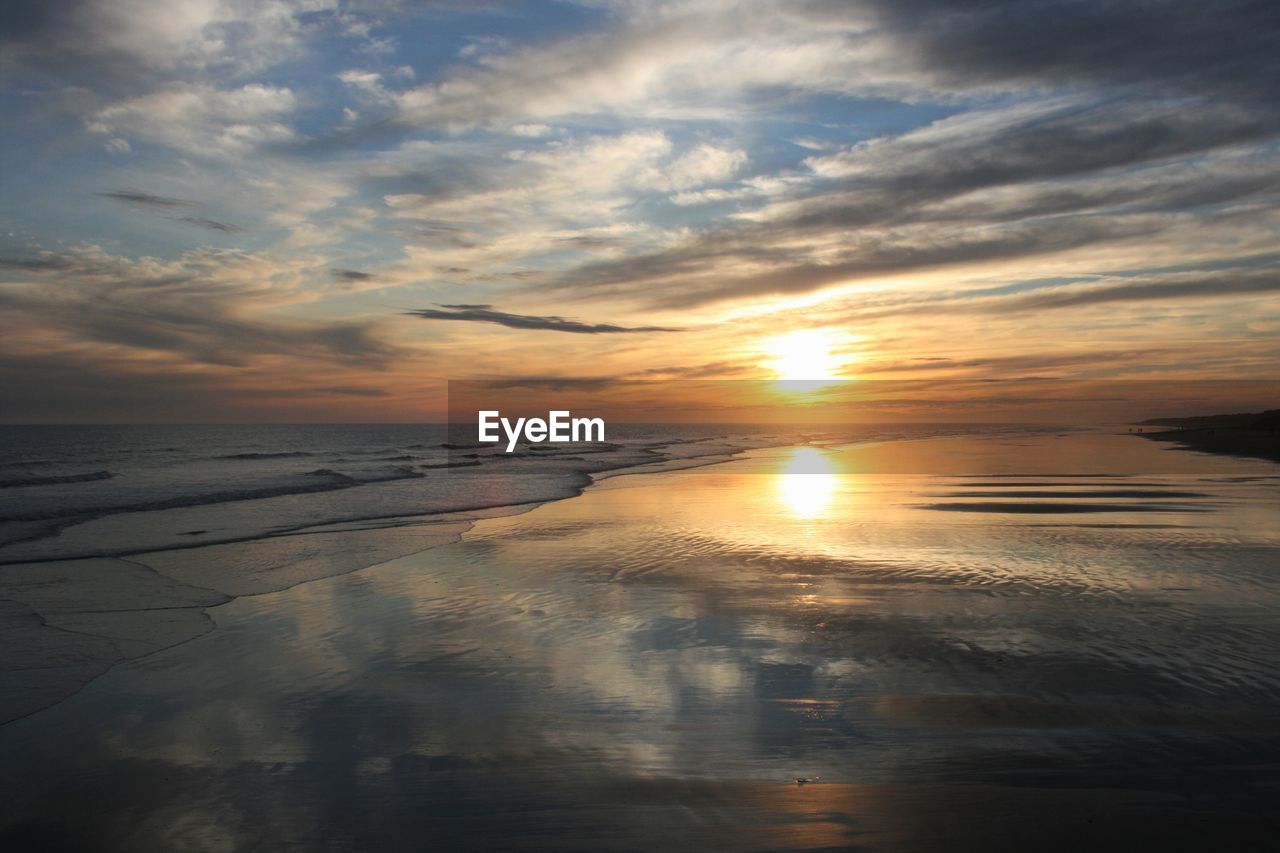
[1135, 409, 1280, 464]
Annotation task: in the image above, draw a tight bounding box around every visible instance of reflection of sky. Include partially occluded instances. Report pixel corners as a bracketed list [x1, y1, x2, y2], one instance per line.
[2, 434, 1279, 848]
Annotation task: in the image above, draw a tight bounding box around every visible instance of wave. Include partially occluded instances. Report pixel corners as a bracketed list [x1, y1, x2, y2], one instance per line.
[303, 468, 359, 484]
[360, 466, 425, 483]
[0, 470, 117, 489]
[0, 428, 808, 560]
[216, 451, 316, 460]
[0, 459, 60, 469]
[0, 471, 362, 524]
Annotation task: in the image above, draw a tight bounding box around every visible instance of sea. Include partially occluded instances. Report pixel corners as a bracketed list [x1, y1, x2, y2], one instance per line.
[0, 422, 1046, 565]
[2, 423, 1278, 850]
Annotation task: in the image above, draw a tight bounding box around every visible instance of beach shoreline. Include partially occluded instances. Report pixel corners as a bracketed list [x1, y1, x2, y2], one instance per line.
[0, 431, 788, 728]
[4, 425, 1278, 728]
[3, 428, 1279, 851]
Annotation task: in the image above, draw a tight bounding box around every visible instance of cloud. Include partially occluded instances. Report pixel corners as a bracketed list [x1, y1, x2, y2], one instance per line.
[375, 132, 744, 283]
[636, 360, 756, 379]
[0, 246, 402, 368]
[544, 97, 1280, 307]
[3, 0, 1279, 418]
[510, 123, 550, 138]
[387, 0, 1279, 132]
[373, 1, 1280, 321]
[179, 216, 242, 233]
[1, 0, 341, 90]
[811, 264, 1280, 329]
[794, 98, 1279, 213]
[381, 132, 744, 225]
[337, 68, 393, 103]
[88, 83, 298, 155]
[99, 190, 194, 209]
[869, 0, 1280, 102]
[100, 189, 243, 235]
[324, 386, 389, 397]
[333, 268, 376, 282]
[406, 305, 681, 334]
[338, 69, 382, 90]
[864, 350, 1157, 376]
[1003, 268, 1280, 313]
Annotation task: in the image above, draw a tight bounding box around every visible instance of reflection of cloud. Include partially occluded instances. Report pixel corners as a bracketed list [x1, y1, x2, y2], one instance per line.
[8, 429, 1278, 844]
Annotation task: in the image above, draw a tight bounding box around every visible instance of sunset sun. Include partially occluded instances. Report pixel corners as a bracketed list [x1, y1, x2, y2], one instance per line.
[763, 329, 847, 382]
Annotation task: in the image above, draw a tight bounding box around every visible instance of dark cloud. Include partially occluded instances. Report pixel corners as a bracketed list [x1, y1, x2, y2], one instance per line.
[0, 0, 527, 94]
[99, 193, 242, 234]
[873, 0, 1280, 102]
[0, 1, 397, 94]
[99, 190, 193, 209]
[333, 269, 376, 282]
[790, 102, 1280, 229]
[1005, 269, 1280, 313]
[636, 361, 756, 379]
[406, 305, 681, 334]
[179, 216, 243, 234]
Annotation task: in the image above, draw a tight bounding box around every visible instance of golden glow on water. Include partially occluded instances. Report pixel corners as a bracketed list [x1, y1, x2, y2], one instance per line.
[776, 446, 841, 519]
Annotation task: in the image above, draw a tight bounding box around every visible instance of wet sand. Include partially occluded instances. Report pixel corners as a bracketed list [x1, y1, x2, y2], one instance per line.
[2, 432, 1279, 850]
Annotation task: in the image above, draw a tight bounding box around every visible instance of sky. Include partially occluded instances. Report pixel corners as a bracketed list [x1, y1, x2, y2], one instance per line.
[1, 0, 1277, 422]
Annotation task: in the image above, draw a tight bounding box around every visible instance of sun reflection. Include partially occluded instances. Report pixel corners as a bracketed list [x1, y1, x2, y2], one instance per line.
[776, 446, 840, 519]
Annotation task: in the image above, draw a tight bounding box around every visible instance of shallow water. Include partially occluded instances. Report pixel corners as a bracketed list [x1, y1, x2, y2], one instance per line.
[1, 432, 1278, 850]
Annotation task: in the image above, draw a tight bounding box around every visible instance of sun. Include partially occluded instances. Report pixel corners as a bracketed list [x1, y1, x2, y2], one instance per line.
[763, 329, 845, 382]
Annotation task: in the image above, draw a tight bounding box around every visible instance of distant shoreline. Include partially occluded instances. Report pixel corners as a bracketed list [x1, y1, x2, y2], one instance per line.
[1133, 409, 1280, 464]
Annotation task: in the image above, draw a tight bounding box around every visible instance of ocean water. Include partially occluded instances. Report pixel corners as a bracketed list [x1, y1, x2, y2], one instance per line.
[0, 422, 1051, 564]
[0, 422, 1052, 726]
[2, 427, 1278, 850]
[0, 423, 682, 561]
